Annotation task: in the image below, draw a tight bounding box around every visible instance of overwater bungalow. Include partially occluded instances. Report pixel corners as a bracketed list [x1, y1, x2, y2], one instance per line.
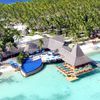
[59, 44, 91, 68]
[47, 35, 92, 67]
[46, 35, 95, 81]
[58, 45, 94, 81]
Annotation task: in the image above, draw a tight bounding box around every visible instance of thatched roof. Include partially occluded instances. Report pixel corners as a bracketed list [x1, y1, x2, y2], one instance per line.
[59, 44, 91, 66]
[47, 38, 64, 50]
[71, 44, 91, 66]
[42, 37, 49, 48]
[24, 43, 38, 53]
[47, 35, 64, 50]
[53, 35, 64, 43]
[62, 46, 72, 52]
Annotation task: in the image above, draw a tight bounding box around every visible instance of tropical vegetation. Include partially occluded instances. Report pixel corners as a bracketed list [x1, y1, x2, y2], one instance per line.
[17, 52, 29, 64]
[0, 26, 20, 51]
[0, 0, 100, 43]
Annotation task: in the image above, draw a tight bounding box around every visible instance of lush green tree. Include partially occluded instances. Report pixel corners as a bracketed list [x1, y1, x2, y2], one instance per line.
[0, 0, 100, 42]
[17, 52, 29, 64]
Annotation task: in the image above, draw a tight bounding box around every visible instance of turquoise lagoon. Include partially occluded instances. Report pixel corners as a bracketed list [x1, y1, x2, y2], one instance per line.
[0, 52, 100, 100]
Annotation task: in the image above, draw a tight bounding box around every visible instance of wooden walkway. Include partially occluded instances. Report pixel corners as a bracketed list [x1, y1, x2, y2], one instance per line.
[56, 67, 78, 81]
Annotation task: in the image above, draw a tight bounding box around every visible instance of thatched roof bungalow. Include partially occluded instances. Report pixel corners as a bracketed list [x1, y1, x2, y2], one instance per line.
[59, 44, 92, 68]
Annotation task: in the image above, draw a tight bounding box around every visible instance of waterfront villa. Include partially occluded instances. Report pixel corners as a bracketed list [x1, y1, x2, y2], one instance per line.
[17, 35, 97, 80]
[44, 35, 95, 81]
[59, 44, 91, 68]
[0, 35, 98, 81]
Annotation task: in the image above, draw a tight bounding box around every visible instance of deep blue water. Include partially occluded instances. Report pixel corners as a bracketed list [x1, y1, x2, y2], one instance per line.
[0, 0, 29, 4]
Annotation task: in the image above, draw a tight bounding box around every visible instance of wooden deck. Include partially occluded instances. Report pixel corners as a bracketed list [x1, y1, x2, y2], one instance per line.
[56, 67, 78, 81]
[56, 67, 67, 76]
[76, 68, 94, 76]
[67, 76, 78, 81]
[56, 64, 94, 81]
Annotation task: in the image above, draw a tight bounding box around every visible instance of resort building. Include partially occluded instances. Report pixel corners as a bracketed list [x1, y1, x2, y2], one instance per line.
[59, 44, 91, 68]
[47, 35, 64, 51]
[0, 34, 97, 80]
[47, 35, 91, 68]
[46, 35, 95, 81]
[19, 35, 94, 72]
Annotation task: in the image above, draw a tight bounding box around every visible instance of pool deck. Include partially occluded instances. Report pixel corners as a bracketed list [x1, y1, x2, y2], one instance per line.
[76, 68, 94, 76]
[66, 76, 78, 81]
[56, 64, 96, 81]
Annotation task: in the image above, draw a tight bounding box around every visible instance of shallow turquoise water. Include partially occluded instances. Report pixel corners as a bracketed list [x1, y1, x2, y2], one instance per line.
[0, 52, 100, 100]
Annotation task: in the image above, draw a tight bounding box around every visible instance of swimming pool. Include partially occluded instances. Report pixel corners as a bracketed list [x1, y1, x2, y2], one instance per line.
[0, 52, 100, 100]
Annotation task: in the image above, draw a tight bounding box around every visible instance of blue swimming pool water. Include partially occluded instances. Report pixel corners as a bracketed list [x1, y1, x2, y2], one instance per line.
[0, 0, 29, 4]
[0, 52, 100, 100]
[22, 58, 42, 73]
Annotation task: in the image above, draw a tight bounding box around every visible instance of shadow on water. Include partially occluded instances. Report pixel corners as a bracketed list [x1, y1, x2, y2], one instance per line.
[0, 95, 26, 100]
[48, 92, 71, 100]
[0, 76, 19, 84]
[96, 61, 100, 63]
[0, 91, 70, 100]
[73, 61, 100, 82]
[30, 90, 71, 100]
[78, 68, 100, 80]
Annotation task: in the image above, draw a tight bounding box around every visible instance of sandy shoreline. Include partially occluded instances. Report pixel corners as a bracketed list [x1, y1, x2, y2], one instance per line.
[0, 64, 16, 77]
[80, 42, 100, 54]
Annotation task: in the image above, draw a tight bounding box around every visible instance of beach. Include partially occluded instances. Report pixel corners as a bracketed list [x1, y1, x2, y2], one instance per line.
[80, 39, 100, 54]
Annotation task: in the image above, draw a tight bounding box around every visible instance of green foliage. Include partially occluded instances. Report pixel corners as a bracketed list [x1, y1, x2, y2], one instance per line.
[17, 52, 29, 64]
[0, 0, 100, 42]
[0, 26, 20, 51]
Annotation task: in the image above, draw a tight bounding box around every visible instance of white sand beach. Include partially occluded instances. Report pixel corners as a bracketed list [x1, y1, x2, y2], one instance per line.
[80, 41, 100, 54]
[0, 65, 15, 73]
[0, 64, 16, 77]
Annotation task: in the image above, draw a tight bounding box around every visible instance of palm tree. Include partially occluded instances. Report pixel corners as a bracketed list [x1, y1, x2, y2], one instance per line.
[0, 0, 99, 41]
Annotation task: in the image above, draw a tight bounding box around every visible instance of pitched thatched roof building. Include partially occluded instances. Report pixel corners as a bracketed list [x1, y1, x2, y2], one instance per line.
[46, 35, 91, 67]
[71, 44, 91, 66]
[47, 35, 64, 51]
[59, 44, 91, 67]
[18, 34, 92, 68]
